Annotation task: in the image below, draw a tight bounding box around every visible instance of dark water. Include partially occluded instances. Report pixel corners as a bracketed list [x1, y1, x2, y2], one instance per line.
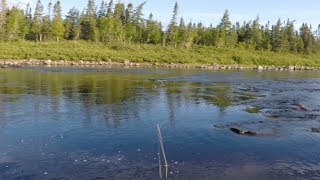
[0, 66, 320, 180]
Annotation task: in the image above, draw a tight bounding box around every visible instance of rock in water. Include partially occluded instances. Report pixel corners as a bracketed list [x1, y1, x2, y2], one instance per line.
[43, 59, 52, 65]
[296, 103, 308, 111]
[245, 131, 257, 136]
[230, 128, 245, 135]
[257, 66, 264, 70]
[230, 128, 257, 136]
[311, 128, 320, 133]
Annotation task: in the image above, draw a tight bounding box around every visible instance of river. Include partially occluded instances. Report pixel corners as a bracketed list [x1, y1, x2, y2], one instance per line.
[0, 66, 320, 179]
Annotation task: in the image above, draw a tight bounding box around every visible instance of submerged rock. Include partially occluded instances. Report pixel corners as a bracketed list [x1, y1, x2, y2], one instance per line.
[245, 106, 261, 114]
[295, 103, 308, 111]
[265, 114, 280, 119]
[230, 128, 257, 136]
[311, 128, 320, 133]
[213, 125, 225, 129]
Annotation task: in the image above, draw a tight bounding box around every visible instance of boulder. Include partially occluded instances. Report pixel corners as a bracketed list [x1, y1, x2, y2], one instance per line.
[43, 59, 52, 65]
[311, 128, 320, 133]
[295, 103, 308, 111]
[230, 128, 257, 136]
[123, 59, 130, 66]
[257, 65, 264, 70]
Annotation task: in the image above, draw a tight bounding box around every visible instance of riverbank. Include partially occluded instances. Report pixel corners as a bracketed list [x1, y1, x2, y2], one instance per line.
[1, 59, 320, 71]
[1, 41, 320, 71]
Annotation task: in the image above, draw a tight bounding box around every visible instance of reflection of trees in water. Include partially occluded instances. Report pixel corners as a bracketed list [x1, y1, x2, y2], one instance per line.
[0, 69, 257, 128]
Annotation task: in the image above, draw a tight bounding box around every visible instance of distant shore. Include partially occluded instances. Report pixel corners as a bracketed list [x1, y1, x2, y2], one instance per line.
[1, 59, 320, 71]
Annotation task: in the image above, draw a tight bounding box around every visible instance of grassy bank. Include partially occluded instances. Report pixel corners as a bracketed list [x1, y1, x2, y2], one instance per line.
[1, 41, 320, 67]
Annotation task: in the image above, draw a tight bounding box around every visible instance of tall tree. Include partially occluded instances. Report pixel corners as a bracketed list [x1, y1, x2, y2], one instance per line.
[166, 2, 179, 46]
[31, 0, 44, 41]
[5, 6, 28, 41]
[285, 19, 297, 52]
[41, 1, 53, 41]
[80, 0, 98, 41]
[271, 19, 284, 52]
[132, 1, 146, 42]
[144, 13, 162, 44]
[106, 0, 114, 18]
[0, 0, 7, 40]
[52, 0, 64, 42]
[65, 7, 81, 40]
[112, 2, 125, 42]
[300, 23, 314, 53]
[216, 10, 233, 47]
[98, 0, 107, 17]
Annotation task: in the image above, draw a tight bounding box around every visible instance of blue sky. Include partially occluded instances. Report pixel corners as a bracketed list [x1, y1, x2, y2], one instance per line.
[8, 0, 320, 29]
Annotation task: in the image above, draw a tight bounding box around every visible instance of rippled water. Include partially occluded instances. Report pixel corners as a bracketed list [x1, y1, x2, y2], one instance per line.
[0, 66, 320, 180]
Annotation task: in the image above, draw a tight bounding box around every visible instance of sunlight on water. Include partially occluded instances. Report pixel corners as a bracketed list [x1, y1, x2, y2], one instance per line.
[0, 67, 320, 179]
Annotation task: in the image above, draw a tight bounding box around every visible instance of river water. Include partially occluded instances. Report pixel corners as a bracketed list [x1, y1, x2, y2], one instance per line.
[0, 66, 320, 179]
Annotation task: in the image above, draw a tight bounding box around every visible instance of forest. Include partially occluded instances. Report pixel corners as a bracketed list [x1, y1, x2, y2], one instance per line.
[0, 0, 320, 66]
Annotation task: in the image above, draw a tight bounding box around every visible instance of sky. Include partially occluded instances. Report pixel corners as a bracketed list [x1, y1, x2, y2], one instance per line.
[7, 0, 320, 29]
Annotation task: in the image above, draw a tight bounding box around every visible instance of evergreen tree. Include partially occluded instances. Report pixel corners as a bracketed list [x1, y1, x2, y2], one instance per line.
[5, 6, 28, 41]
[167, 2, 179, 46]
[296, 33, 305, 53]
[251, 17, 263, 49]
[52, 0, 64, 42]
[144, 13, 162, 44]
[261, 22, 271, 50]
[25, 3, 33, 40]
[218, 9, 232, 30]
[98, 0, 107, 17]
[285, 19, 297, 52]
[216, 10, 232, 47]
[97, 15, 113, 42]
[124, 3, 133, 25]
[0, 0, 319, 55]
[31, 0, 44, 41]
[185, 21, 196, 48]
[177, 17, 186, 45]
[65, 7, 80, 40]
[0, 0, 7, 40]
[106, 0, 114, 18]
[271, 19, 284, 52]
[112, 2, 125, 42]
[81, 0, 98, 41]
[300, 23, 314, 53]
[124, 3, 135, 42]
[41, 1, 53, 41]
[132, 1, 146, 43]
[194, 22, 205, 45]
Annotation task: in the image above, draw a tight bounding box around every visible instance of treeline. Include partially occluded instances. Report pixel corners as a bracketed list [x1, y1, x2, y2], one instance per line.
[1, 0, 320, 54]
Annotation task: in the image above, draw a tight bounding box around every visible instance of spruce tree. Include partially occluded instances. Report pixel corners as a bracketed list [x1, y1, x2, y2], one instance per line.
[81, 0, 98, 41]
[52, 0, 65, 42]
[5, 6, 28, 41]
[167, 2, 179, 46]
[65, 7, 81, 40]
[106, 0, 114, 18]
[31, 0, 44, 41]
[41, 1, 53, 41]
[98, 0, 107, 17]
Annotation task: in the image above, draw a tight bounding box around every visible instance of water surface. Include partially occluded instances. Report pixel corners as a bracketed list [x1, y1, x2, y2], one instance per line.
[0, 66, 320, 179]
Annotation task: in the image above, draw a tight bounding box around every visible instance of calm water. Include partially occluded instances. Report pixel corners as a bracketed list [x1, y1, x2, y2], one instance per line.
[0, 66, 320, 180]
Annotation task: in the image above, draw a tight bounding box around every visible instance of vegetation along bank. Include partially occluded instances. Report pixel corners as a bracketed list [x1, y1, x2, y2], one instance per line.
[0, 1, 320, 68]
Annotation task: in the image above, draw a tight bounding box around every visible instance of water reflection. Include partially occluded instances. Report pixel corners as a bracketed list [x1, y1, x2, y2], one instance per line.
[0, 67, 320, 179]
[0, 68, 257, 128]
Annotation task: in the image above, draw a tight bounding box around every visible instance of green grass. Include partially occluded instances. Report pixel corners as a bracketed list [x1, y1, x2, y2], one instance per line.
[1, 41, 320, 67]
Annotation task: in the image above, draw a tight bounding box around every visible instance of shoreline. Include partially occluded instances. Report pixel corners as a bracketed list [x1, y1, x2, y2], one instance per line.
[1, 59, 320, 71]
